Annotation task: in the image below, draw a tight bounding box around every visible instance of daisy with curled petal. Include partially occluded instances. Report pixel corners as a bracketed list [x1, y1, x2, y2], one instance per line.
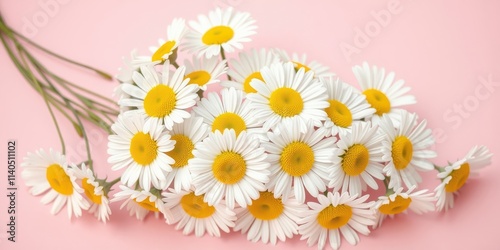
[108, 113, 175, 192]
[373, 186, 435, 229]
[164, 115, 209, 193]
[222, 48, 280, 93]
[185, 7, 257, 58]
[246, 62, 329, 133]
[21, 149, 89, 218]
[321, 77, 375, 137]
[274, 49, 334, 78]
[183, 55, 227, 90]
[190, 129, 270, 209]
[352, 62, 416, 125]
[112, 185, 173, 222]
[234, 190, 308, 245]
[298, 192, 376, 250]
[435, 145, 492, 211]
[262, 119, 336, 204]
[379, 110, 437, 189]
[119, 62, 199, 130]
[329, 122, 385, 196]
[71, 163, 111, 223]
[163, 188, 236, 237]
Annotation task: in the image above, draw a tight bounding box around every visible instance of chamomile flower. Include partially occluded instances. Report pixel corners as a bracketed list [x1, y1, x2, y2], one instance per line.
[352, 62, 416, 125]
[222, 48, 280, 93]
[71, 163, 111, 223]
[183, 55, 227, 90]
[274, 49, 334, 78]
[435, 145, 492, 211]
[119, 63, 199, 130]
[112, 185, 173, 221]
[262, 119, 336, 204]
[329, 122, 385, 196]
[379, 111, 437, 189]
[298, 192, 376, 250]
[185, 7, 257, 58]
[21, 149, 89, 218]
[321, 77, 375, 137]
[108, 113, 175, 192]
[116, 49, 143, 84]
[190, 129, 270, 209]
[246, 62, 329, 133]
[373, 186, 435, 229]
[163, 189, 236, 237]
[234, 191, 308, 245]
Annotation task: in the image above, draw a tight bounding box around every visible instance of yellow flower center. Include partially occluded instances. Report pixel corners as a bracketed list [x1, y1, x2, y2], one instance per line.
[130, 132, 159, 166]
[185, 70, 211, 87]
[342, 144, 369, 176]
[445, 163, 470, 193]
[243, 72, 264, 93]
[269, 87, 304, 117]
[180, 192, 216, 218]
[392, 136, 413, 170]
[151, 41, 176, 62]
[166, 134, 194, 168]
[292, 61, 311, 72]
[134, 198, 159, 212]
[144, 84, 177, 118]
[248, 191, 284, 220]
[280, 142, 314, 177]
[325, 100, 353, 128]
[363, 89, 391, 116]
[82, 178, 102, 204]
[202, 25, 234, 45]
[317, 204, 352, 229]
[212, 112, 247, 136]
[46, 164, 73, 195]
[379, 195, 412, 215]
[212, 151, 246, 184]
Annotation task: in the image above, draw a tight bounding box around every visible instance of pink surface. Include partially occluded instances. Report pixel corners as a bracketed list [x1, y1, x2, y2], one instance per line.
[1, 0, 499, 249]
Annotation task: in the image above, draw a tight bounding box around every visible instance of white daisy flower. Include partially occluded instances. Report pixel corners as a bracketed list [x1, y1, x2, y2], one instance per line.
[108, 113, 175, 192]
[116, 49, 144, 84]
[163, 189, 236, 237]
[21, 149, 89, 218]
[298, 192, 376, 250]
[234, 190, 308, 245]
[352, 62, 416, 125]
[112, 185, 173, 222]
[321, 77, 375, 137]
[246, 62, 329, 133]
[183, 55, 227, 90]
[185, 7, 257, 58]
[373, 186, 435, 229]
[190, 129, 270, 209]
[274, 49, 334, 78]
[329, 122, 385, 196]
[71, 163, 111, 223]
[262, 119, 336, 204]
[164, 115, 209, 193]
[379, 111, 437, 189]
[435, 145, 492, 211]
[222, 48, 280, 93]
[119, 63, 199, 130]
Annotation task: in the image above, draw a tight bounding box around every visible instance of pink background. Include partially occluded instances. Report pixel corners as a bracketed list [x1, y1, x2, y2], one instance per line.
[1, 0, 499, 249]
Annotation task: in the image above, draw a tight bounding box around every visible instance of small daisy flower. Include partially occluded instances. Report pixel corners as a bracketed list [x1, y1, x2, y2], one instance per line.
[352, 62, 416, 125]
[262, 119, 336, 204]
[71, 163, 111, 223]
[21, 149, 89, 218]
[246, 62, 329, 133]
[163, 189, 236, 237]
[108, 113, 175, 192]
[112, 185, 173, 221]
[435, 145, 492, 211]
[329, 122, 385, 196]
[183, 55, 227, 90]
[222, 48, 280, 93]
[119, 63, 199, 130]
[190, 129, 270, 209]
[298, 192, 376, 250]
[379, 111, 437, 189]
[274, 49, 334, 78]
[185, 7, 257, 58]
[234, 190, 308, 245]
[373, 186, 435, 229]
